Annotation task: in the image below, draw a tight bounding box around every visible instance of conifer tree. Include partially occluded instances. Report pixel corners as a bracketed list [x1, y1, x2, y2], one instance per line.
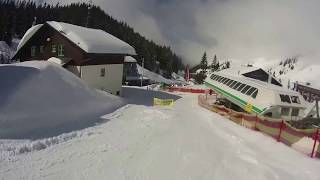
[211, 54, 219, 71]
[200, 52, 208, 71]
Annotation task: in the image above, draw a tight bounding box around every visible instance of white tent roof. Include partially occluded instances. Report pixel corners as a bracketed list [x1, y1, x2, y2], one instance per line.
[218, 65, 261, 77]
[217, 65, 293, 94]
[17, 21, 136, 55]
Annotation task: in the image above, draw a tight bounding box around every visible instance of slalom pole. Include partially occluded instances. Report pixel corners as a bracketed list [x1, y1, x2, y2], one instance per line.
[311, 128, 319, 158]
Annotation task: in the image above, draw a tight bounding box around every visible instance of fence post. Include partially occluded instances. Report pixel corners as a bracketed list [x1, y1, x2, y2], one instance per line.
[277, 120, 284, 142]
[311, 128, 319, 158]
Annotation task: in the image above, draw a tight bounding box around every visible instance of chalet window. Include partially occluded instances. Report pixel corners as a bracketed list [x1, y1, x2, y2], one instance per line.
[31, 46, 36, 57]
[52, 45, 56, 53]
[58, 45, 64, 57]
[40, 46, 44, 53]
[100, 68, 106, 77]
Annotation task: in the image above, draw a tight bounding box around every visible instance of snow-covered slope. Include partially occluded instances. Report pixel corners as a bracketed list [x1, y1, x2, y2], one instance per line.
[0, 61, 125, 139]
[1, 91, 320, 180]
[254, 59, 320, 89]
[136, 64, 176, 84]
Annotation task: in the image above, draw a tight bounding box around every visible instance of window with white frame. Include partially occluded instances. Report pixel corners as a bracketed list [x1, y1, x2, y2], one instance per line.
[52, 45, 56, 53]
[58, 44, 64, 57]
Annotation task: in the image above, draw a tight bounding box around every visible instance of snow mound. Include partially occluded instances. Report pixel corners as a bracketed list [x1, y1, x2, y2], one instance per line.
[0, 61, 125, 139]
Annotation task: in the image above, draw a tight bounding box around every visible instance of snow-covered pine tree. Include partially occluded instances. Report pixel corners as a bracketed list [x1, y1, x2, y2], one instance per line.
[211, 54, 218, 71]
[200, 52, 208, 72]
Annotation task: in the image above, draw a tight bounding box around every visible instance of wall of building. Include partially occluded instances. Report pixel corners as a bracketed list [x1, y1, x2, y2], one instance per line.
[80, 64, 123, 95]
[66, 66, 81, 77]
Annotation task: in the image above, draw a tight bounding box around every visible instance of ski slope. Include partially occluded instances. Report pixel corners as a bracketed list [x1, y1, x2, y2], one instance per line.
[1, 89, 320, 180]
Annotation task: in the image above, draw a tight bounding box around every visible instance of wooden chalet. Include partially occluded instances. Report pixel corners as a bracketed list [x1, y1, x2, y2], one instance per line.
[12, 21, 136, 95]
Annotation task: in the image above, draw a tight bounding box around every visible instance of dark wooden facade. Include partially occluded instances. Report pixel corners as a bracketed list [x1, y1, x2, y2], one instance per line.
[296, 83, 320, 102]
[12, 23, 126, 65]
[242, 69, 282, 87]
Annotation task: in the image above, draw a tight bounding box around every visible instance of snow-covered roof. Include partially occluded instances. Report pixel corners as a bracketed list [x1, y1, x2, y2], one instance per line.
[17, 21, 136, 55]
[47, 57, 71, 66]
[218, 65, 261, 77]
[124, 56, 137, 63]
[196, 69, 210, 74]
[17, 24, 43, 51]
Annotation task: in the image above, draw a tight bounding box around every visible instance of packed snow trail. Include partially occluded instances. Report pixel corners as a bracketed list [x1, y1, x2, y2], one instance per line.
[1, 92, 320, 180]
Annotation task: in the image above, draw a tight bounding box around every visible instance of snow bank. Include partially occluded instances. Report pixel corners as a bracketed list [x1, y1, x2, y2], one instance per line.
[0, 61, 125, 139]
[2, 92, 320, 179]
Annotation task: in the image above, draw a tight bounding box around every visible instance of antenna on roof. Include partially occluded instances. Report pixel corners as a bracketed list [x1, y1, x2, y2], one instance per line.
[86, 0, 93, 28]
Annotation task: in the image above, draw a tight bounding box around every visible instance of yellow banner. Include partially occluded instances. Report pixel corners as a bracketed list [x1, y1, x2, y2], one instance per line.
[245, 103, 253, 113]
[153, 98, 174, 106]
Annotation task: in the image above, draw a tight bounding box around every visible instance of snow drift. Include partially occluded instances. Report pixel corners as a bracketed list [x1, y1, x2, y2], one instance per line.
[0, 61, 125, 139]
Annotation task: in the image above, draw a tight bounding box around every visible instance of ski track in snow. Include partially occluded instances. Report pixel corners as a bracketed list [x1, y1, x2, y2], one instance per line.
[1, 93, 320, 180]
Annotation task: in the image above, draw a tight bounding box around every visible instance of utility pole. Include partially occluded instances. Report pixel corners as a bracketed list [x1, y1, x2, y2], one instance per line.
[141, 58, 144, 87]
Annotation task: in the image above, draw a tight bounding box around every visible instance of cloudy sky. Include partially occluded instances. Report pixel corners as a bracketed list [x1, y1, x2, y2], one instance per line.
[41, 0, 320, 66]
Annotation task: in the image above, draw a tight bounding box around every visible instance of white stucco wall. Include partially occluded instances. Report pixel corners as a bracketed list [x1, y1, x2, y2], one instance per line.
[66, 64, 123, 95]
[78, 64, 123, 95]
